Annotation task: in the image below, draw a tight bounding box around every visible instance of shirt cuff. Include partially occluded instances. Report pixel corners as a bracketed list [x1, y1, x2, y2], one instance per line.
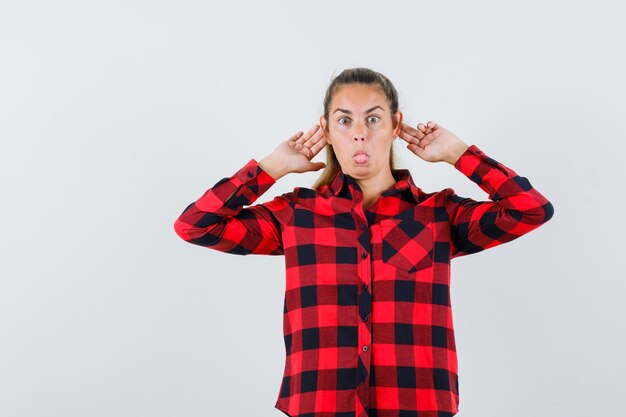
[455, 143, 512, 177]
[194, 158, 277, 213]
[235, 158, 278, 187]
[453, 144, 485, 175]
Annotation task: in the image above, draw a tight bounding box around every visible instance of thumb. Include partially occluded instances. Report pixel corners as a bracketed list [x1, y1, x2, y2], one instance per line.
[308, 162, 327, 171]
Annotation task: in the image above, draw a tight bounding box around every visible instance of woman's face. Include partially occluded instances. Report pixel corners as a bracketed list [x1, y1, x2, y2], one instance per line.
[320, 83, 402, 180]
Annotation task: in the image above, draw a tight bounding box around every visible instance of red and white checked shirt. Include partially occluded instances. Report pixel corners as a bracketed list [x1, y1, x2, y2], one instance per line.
[174, 144, 554, 417]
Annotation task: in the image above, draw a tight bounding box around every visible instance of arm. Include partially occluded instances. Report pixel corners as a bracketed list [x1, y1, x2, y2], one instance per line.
[445, 145, 554, 258]
[173, 158, 295, 256]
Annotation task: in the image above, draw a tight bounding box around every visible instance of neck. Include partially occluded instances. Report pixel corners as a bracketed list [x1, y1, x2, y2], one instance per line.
[356, 168, 397, 208]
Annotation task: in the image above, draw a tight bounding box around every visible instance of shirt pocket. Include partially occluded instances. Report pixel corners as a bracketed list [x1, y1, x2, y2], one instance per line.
[378, 216, 434, 273]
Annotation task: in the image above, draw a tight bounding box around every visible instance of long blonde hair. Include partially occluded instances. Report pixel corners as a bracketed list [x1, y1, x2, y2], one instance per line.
[312, 67, 402, 192]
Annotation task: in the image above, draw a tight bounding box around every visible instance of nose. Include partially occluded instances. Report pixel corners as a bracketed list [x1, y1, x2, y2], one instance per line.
[352, 122, 368, 142]
[353, 127, 367, 142]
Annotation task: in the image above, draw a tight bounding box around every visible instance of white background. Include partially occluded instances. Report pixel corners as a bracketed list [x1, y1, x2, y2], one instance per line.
[1, 1, 624, 416]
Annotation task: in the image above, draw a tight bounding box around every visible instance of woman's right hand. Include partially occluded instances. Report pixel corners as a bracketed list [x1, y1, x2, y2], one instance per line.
[259, 124, 328, 180]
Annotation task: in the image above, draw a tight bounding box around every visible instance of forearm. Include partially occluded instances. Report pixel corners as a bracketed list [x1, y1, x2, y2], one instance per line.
[447, 145, 554, 256]
[173, 158, 293, 255]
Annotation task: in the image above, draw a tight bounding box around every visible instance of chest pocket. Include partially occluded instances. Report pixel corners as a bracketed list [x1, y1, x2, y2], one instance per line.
[378, 213, 434, 273]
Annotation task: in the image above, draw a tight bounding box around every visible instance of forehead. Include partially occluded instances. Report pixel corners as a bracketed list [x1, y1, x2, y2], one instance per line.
[331, 83, 386, 110]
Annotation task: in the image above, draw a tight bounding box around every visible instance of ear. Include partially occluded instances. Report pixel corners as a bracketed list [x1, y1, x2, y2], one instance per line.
[392, 111, 403, 138]
[319, 115, 330, 144]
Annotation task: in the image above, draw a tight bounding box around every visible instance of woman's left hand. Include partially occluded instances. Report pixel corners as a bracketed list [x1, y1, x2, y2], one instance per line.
[398, 121, 469, 165]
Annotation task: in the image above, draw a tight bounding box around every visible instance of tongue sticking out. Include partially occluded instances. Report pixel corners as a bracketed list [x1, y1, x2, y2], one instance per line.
[353, 154, 369, 164]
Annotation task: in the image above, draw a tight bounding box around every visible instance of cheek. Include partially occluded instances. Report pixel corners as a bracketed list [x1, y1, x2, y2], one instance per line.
[371, 133, 391, 146]
[373, 141, 393, 159]
[333, 144, 349, 159]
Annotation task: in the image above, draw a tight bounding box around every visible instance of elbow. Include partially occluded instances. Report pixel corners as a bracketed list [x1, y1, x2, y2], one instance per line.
[542, 200, 555, 223]
[173, 203, 196, 241]
[173, 217, 199, 242]
[174, 217, 224, 247]
[173, 218, 189, 241]
[527, 200, 555, 226]
[507, 200, 554, 226]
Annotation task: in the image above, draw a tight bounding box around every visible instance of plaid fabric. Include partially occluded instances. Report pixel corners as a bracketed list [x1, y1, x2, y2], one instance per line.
[174, 144, 554, 417]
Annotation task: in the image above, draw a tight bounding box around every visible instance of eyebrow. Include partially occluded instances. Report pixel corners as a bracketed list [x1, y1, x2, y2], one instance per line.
[332, 105, 384, 115]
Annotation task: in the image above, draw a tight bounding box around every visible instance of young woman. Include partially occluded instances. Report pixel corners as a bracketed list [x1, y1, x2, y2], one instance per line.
[174, 67, 554, 417]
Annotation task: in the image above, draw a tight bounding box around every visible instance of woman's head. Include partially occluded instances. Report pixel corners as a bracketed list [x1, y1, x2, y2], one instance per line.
[313, 67, 403, 191]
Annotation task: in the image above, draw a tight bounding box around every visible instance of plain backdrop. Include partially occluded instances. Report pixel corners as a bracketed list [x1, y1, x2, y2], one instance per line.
[1, 1, 624, 416]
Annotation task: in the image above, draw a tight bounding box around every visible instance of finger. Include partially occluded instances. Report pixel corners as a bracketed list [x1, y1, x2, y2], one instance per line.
[421, 128, 442, 142]
[289, 130, 304, 142]
[307, 132, 328, 158]
[295, 142, 314, 159]
[398, 131, 421, 148]
[419, 122, 438, 137]
[407, 142, 427, 159]
[295, 124, 320, 146]
[404, 123, 425, 138]
[398, 125, 422, 142]
[305, 125, 326, 145]
[299, 130, 325, 155]
[398, 126, 420, 144]
[422, 120, 439, 141]
[301, 126, 327, 154]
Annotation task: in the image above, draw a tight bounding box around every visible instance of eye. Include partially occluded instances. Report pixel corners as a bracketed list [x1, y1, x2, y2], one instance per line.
[338, 116, 379, 125]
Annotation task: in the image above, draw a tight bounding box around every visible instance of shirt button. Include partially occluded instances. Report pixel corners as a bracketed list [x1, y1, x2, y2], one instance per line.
[362, 345, 368, 352]
[247, 171, 254, 178]
[362, 284, 368, 290]
[362, 315, 368, 322]
[361, 253, 368, 259]
[360, 223, 366, 231]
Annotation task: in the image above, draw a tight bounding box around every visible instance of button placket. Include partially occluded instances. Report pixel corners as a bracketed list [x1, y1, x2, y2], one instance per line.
[350, 184, 372, 417]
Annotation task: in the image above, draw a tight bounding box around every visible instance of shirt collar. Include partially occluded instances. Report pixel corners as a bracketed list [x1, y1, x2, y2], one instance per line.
[328, 167, 421, 204]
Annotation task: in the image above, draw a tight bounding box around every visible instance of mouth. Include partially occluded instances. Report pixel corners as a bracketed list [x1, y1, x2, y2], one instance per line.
[352, 151, 370, 164]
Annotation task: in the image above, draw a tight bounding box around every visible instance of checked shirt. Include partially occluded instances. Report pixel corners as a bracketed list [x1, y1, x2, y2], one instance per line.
[174, 144, 554, 417]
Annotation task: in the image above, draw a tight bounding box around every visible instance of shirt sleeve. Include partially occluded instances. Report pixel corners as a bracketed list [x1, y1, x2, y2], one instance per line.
[444, 145, 554, 258]
[173, 158, 295, 256]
